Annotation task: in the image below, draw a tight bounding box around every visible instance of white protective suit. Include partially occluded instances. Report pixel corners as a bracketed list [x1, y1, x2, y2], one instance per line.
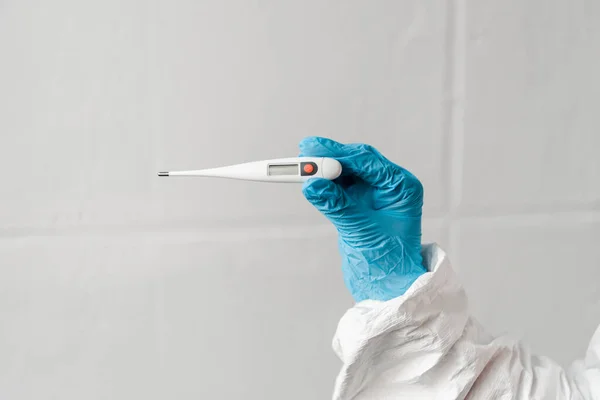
[332, 244, 600, 399]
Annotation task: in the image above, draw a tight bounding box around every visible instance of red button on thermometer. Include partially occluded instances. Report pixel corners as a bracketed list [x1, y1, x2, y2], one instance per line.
[158, 157, 342, 183]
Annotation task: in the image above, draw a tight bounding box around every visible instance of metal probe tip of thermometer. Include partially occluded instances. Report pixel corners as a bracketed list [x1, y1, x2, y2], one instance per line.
[157, 157, 342, 183]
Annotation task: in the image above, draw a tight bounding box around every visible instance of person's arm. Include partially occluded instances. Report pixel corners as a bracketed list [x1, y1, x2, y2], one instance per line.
[331, 244, 600, 399]
[299, 137, 599, 399]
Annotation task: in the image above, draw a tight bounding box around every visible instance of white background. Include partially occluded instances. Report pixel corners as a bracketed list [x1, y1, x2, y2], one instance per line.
[1, 1, 599, 399]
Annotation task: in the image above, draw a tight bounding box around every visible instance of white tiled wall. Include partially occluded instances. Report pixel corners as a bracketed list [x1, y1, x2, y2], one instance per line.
[0, 1, 598, 399]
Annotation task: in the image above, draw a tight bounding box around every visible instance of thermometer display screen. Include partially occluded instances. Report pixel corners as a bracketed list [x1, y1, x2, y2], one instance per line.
[268, 164, 298, 176]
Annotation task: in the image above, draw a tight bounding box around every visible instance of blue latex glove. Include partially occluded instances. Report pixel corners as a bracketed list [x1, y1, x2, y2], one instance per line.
[300, 137, 427, 302]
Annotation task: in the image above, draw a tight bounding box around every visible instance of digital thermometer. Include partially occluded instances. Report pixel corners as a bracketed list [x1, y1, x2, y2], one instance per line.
[157, 157, 342, 183]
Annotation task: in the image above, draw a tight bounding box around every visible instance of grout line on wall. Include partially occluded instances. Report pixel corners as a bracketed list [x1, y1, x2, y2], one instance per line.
[448, 0, 466, 215]
[441, 0, 467, 257]
[441, 0, 455, 215]
[440, 0, 455, 249]
[454, 200, 600, 219]
[0, 224, 338, 243]
[2, 209, 600, 241]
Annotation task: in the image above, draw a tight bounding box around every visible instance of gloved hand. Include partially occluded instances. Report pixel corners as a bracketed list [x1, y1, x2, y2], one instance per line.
[300, 137, 427, 302]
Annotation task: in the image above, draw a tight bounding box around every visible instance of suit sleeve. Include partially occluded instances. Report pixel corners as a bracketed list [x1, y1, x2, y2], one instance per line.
[331, 244, 600, 400]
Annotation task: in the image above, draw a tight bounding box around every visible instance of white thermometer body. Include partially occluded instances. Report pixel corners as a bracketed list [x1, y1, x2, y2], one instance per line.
[158, 157, 342, 183]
